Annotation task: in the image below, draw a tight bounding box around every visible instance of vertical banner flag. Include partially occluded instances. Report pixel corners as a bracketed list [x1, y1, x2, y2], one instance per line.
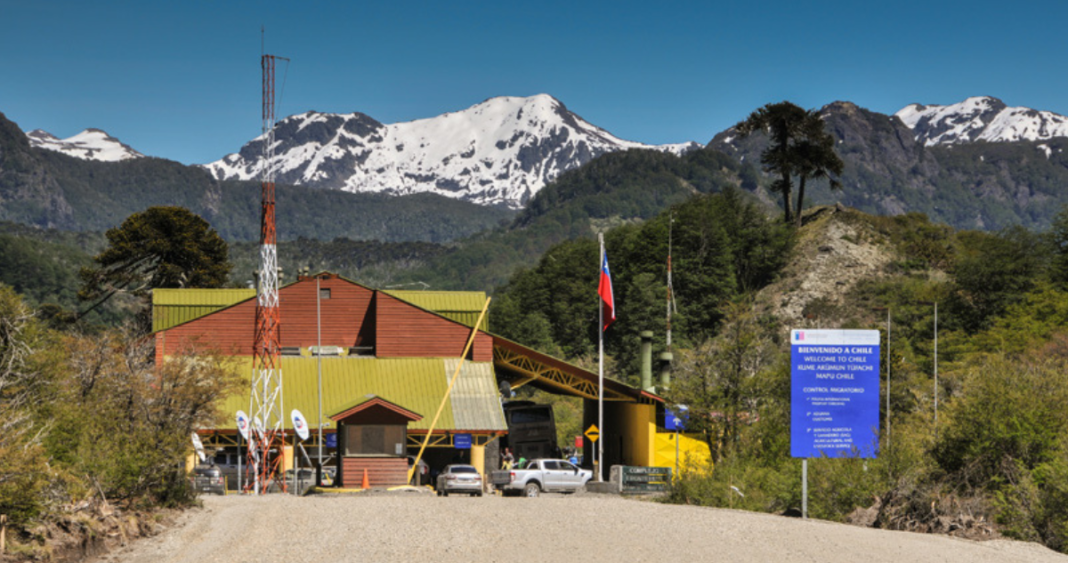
[291, 409, 310, 441]
[236, 411, 251, 441]
[599, 252, 616, 331]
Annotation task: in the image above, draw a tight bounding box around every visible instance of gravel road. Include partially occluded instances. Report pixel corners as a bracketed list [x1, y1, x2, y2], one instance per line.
[97, 492, 1068, 563]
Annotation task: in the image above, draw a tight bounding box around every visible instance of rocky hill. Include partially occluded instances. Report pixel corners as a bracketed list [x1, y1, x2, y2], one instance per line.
[752, 205, 897, 327]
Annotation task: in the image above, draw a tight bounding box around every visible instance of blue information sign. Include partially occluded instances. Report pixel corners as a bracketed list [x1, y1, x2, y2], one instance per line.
[454, 433, 472, 449]
[325, 433, 337, 448]
[791, 329, 880, 459]
[665, 406, 688, 431]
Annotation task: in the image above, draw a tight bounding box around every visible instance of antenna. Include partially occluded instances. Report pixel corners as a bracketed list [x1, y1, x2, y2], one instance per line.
[247, 37, 290, 495]
[666, 212, 677, 349]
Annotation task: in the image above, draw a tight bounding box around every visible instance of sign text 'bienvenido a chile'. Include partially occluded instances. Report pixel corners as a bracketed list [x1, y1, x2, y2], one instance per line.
[790, 329, 880, 459]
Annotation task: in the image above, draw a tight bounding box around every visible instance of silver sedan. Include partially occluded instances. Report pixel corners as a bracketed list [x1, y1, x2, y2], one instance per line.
[436, 464, 483, 497]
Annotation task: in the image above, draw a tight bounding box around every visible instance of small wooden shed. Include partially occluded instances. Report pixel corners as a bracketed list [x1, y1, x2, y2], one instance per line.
[330, 395, 423, 488]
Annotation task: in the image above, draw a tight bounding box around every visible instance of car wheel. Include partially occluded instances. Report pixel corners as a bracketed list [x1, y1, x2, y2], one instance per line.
[524, 483, 540, 498]
[476, 491, 483, 497]
[443, 490, 449, 497]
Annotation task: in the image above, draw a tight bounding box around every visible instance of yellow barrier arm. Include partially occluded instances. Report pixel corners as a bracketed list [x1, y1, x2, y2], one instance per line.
[407, 297, 491, 483]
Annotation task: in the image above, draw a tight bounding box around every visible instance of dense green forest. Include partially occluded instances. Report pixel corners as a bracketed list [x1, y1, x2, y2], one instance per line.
[491, 188, 793, 381]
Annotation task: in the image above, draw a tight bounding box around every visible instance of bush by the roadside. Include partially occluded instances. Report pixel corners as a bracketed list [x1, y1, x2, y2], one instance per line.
[0, 284, 240, 547]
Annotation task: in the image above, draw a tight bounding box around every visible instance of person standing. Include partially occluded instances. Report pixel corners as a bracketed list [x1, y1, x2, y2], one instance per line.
[501, 447, 515, 470]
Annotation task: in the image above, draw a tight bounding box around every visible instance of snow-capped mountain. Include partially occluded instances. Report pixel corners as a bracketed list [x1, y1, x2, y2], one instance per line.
[895, 96, 1068, 146]
[26, 128, 144, 162]
[203, 94, 700, 209]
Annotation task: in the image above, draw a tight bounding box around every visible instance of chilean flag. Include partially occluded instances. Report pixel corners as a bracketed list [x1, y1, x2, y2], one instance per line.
[599, 252, 616, 331]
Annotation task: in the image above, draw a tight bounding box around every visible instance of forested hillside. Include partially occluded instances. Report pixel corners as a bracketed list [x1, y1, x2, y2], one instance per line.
[491, 188, 792, 380]
[0, 112, 512, 243]
[385, 147, 749, 291]
[493, 185, 1068, 552]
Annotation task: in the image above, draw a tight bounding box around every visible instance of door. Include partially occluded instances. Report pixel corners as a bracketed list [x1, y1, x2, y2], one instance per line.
[557, 461, 583, 488]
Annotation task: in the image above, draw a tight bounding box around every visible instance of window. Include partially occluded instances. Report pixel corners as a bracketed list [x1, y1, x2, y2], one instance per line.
[542, 461, 560, 470]
[344, 424, 405, 456]
[319, 288, 331, 300]
[509, 407, 552, 424]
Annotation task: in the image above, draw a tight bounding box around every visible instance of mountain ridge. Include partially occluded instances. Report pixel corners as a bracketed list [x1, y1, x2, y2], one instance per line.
[202, 94, 700, 209]
[26, 128, 144, 162]
[896, 96, 1068, 146]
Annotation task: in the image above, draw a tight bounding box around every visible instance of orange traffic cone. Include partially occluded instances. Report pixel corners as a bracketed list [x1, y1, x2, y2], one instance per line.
[361, 468, 370, 489]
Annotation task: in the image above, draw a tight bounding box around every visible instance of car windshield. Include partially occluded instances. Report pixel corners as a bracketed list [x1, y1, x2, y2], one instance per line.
[450, 466, 478, 474]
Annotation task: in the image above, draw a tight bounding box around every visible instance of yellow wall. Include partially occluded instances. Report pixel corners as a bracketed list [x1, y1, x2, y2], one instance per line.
[283, 445, 293, 472]
[614, 402, 657, 467]
[654, 432, 712, 475]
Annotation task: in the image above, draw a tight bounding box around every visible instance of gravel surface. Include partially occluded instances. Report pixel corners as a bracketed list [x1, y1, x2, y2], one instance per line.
[96, 492, 1068, 563]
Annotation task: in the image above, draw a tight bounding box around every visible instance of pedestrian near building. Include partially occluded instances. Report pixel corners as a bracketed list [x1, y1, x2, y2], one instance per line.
[501, 447, 515, 470]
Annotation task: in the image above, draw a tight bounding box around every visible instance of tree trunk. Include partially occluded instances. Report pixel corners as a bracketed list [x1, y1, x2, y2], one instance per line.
[780, 172, 793, 223]
[795, 176, 807, 228]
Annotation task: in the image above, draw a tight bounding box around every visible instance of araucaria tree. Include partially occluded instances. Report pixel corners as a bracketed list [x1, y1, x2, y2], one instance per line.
[734, 102, 843, 224]
[78, 206, 231, 319]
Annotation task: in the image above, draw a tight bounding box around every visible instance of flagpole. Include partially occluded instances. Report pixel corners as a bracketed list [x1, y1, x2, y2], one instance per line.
[598, 232, 605, 483]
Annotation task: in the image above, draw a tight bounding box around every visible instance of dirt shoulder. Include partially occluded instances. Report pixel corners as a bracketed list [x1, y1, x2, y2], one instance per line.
[93, 494, 1067, 563]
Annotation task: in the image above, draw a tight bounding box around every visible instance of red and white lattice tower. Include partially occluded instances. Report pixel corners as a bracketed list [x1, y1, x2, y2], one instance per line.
[247, 53, 287, 494]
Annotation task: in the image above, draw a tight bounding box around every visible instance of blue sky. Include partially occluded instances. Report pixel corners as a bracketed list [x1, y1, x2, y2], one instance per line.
[3, 0, 1066, 165]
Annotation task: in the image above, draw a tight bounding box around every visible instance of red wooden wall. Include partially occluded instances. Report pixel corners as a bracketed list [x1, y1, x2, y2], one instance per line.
[156, 277, 491, 363]
[375, 293, 492, 361]
[155, 276, 374, 362]
[339, 457, 408, 488]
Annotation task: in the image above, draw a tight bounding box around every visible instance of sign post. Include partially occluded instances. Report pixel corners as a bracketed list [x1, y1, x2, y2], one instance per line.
[585, 424, 600, 476]
[790, 329, 880, 518]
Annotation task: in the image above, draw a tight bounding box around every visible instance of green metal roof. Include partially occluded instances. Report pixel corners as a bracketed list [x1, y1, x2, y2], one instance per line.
[219, 357, 506, 433]
[384, 290, 489, 330]
[383, 290, 486, 312]
[152, 288, 255, 332]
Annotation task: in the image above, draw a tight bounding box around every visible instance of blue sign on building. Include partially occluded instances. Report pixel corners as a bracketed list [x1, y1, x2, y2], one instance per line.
[790, 329, 880, 459]
[325, 433, 337, 448]
[454, 433, 472, 449]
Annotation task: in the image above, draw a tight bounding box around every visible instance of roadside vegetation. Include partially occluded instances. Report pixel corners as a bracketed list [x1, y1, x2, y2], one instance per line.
[655, 208, 1068, 553]
[0, 212, 240, 558]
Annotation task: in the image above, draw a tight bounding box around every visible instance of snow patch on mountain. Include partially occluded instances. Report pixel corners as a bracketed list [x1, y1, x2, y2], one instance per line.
[203, 94, 701, 209]
[895, 97, 1068, 146]
[26, 128, 144, 161]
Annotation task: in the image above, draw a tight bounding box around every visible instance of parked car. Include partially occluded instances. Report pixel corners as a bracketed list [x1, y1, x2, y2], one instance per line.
[491, 458, 591, 497]
[192, 465, 225, 495]
[436, 464, 483, 496]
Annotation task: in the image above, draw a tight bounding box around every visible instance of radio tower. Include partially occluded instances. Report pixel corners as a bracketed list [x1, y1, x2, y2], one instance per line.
[247, 44, 289, 494]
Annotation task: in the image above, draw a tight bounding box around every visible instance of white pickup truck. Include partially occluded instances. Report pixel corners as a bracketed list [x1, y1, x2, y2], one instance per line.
[491, 459, 593, 497]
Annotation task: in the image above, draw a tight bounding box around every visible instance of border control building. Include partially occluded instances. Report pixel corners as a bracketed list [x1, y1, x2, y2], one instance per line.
[153, 273, 708, 488]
